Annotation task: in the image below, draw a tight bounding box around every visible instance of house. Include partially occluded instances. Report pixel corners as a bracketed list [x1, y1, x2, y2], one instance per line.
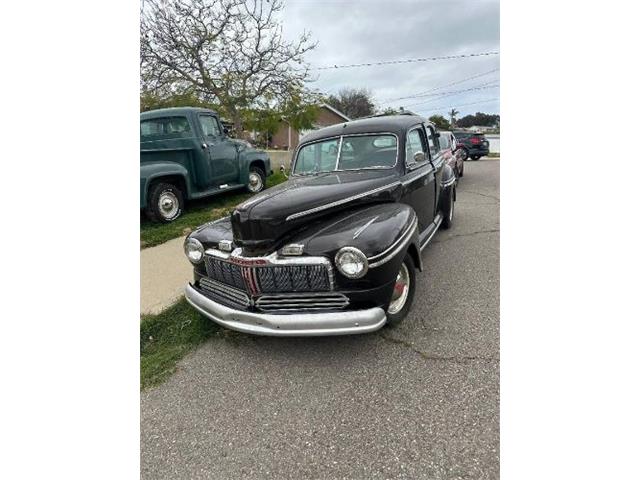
[270, 103, 350, 151]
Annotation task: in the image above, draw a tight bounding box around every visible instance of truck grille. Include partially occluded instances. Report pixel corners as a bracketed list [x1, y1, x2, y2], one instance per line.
[204, 255, 332, 294]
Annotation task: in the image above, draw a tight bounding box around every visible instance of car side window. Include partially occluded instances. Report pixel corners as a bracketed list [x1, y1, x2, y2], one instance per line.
[439, 132, 450, 149]
[425, 126, 438, 156]
[199, 115, 221, 138]
[405, 128, 427, 165]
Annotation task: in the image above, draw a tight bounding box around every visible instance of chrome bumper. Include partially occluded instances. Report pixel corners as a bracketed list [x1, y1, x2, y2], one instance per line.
[185, 283, 387, 337]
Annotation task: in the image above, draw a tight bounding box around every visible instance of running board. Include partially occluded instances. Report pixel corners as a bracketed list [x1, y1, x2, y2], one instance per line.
[420, 214, 443, 251]
[190, 184, 244, 200]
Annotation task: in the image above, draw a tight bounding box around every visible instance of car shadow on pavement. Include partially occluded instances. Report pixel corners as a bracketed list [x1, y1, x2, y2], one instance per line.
[213, 329, 390, 366]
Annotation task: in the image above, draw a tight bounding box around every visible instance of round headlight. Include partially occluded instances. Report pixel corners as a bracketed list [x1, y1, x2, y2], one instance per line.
[335, 247, 368, 279]
[184, 238, 204, 264]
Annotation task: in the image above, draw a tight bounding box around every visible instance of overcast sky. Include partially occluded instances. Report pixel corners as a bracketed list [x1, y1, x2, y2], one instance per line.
[280, 0, 500, 118]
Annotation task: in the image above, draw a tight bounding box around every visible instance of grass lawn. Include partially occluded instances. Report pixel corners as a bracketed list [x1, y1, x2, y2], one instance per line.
[140, 171, 288, 249]
[140, 298, 218, 389]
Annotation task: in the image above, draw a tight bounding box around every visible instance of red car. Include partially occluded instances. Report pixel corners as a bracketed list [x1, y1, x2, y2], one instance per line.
[438, 131, 465, 179]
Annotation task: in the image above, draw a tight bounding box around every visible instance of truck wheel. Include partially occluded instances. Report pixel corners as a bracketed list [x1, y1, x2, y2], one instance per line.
[145, 182, 184, 223]
[441, 185, 455, 230]
[385, 254, 416, 327]
[247, 167, 265, 193]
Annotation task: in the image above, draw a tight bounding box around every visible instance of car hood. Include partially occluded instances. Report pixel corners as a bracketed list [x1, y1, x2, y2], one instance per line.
[231, 169, 402, 255]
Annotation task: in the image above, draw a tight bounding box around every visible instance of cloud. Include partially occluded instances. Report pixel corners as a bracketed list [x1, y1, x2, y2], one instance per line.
[281, 0, 500, 117]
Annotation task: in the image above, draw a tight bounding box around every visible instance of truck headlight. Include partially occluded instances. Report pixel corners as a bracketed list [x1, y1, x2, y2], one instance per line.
[335, 247, 368, 279]
[184, 238, 204, 264]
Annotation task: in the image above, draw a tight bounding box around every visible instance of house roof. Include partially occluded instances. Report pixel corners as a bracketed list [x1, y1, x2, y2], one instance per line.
[319, 103, 350, 121]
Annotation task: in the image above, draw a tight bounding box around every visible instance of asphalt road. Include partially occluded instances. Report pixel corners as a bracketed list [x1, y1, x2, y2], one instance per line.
[141, 158, 500, 480]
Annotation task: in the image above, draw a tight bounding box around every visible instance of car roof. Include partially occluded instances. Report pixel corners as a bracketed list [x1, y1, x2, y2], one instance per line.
[300, 114, 431, 144]
[140, 107, 217, 120]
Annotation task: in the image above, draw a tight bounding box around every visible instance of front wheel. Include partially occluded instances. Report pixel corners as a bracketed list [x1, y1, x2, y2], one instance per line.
[385, 254, 417, 327]
[246, 167, 266, 193]
[471, 155, 481, 161]
[441, 185, 455, 230]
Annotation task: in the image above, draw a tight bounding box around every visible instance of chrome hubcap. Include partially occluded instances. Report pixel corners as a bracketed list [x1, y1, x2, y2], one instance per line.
[248, 172, 263, 192]
[388, 262, 410, 314]
[158, 191, 179, 218]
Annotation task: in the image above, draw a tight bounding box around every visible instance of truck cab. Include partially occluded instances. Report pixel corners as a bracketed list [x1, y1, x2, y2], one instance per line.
[140, 107, 271, 222]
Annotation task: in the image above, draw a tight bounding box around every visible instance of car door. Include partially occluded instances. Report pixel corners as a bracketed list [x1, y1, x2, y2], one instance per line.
[198, 114, 239, 187]
[424, 123, 446, 215]
[401, 126, 436, 234]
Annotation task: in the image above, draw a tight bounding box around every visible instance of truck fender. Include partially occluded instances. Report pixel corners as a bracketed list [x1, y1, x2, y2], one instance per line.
[140, 162, 190, 209]
[238, 150, 271, 184]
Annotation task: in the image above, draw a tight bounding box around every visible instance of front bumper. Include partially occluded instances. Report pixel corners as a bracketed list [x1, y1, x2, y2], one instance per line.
[185, 283, 387, 336]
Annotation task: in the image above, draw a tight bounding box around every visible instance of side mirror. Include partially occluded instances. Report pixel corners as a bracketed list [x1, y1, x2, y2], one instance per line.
[223, 126, 231, 136]
[413, 151, 425, 163]
[435, 132, 441, 138]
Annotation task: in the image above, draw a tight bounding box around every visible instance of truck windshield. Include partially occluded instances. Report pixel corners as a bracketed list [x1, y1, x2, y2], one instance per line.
[293, 134, 397, 175]
[140, 117, 192, 140]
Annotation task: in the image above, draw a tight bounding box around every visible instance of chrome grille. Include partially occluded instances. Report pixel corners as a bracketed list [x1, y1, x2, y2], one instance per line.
[204, 255, 331, 294]
[199, 277, 250, 309]
[255, 265, 330, 293]
[255, 293, 349, 313]
[204, 256, 245, 290]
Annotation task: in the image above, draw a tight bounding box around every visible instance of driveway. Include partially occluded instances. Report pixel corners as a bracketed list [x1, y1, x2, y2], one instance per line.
[141, 159, 500, 479]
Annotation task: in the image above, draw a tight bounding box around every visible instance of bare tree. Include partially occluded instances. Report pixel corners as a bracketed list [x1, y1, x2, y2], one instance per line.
[141, 0, 317, 132]
[326, 88, 375, 119]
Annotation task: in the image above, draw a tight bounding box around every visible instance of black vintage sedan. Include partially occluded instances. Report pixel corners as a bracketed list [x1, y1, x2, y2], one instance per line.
[183, 114, 457, 336]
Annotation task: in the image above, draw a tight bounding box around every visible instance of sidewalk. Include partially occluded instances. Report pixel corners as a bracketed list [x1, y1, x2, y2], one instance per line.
[140, 235, 192, 315]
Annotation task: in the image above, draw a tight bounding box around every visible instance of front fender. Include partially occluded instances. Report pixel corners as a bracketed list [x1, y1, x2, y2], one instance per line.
[238, 149, 271, 183]
[290, 203, 420, 290]
[140, 162, 190, 208]
[189, 216, 233, 250]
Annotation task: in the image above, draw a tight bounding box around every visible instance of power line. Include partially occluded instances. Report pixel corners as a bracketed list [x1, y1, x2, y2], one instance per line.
[381, 68, 500, 104]
[414, 98, 500, 115]
[308, 51, 499, 71]
[400, 83, 500, 108]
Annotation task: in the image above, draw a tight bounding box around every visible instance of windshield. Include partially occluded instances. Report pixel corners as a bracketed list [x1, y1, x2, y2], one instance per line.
[293, 134, 397, 175]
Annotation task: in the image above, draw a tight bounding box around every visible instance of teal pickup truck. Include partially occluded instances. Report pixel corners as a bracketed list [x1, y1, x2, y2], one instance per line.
[140, 107, 272, 222]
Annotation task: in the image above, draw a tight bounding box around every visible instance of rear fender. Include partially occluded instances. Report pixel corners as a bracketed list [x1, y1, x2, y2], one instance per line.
[140, 162, 190, 208]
